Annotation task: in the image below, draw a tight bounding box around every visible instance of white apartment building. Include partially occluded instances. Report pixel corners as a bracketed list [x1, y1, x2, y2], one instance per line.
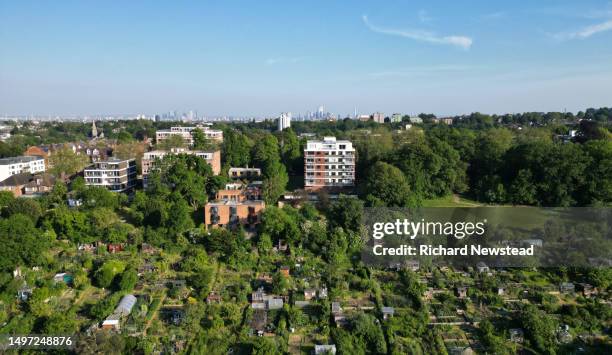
[0, 156, 45, 182]
[155, 126, 223, 146]
[304, 137, 355, 190]
[142, 148, 221, 187]
[84, 158, 137, 192]
[278, 112, 291, 131]
[372, 112, 385, 123]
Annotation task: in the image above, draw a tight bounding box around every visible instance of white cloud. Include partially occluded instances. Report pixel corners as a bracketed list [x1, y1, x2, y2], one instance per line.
[553, 19, 612, 40]
[362, 15, 473, 50]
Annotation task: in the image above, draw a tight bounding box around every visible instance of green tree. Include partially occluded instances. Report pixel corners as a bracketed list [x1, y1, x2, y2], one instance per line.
[508, 169, 537, 205]
[278, 128, 302, 174]
[362, 161, 416, 207]
[192, 128, 215, 150]
[43, 312, 78, 334]
[49, 146, 89, 177]
[222, 130, 251, 167]
[119, 268, 138, 291]
[47, 181, 68, 206]
[272, 271, 290, 295]
[95, 260, 126, 288]
[252, 134, 281, 169]
[158, 134, 186, 150]
[3, 198, 42, 223]
[260, 207, 301, 244]
[262, 160, 288, 204]
[80, 186, 121, 209]
[45, 205, 90, 242]
[0, 214, 47, 271]
[520, 305, 558, 355]
[251, 134, 289, 203]
[0, 191, 14, 211]
[250, 337, 280, 355]
[580, 140, 612, 205]
[327, 196, 363, 233]
[116, 130, 134, 144]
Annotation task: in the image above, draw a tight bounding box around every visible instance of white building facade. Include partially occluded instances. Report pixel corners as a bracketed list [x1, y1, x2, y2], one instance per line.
[155, 126, 223, 146]
[304, 137, 355, 190]
[0, 156, 45, 182]
[84, 158, 137, 192]
[278, 112, 291, 131]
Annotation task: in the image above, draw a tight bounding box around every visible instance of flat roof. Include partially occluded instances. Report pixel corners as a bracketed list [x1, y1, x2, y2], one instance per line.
[0, 155, 44, 165]
[207, 199, 265, 207]
[144, 149, 219, 155]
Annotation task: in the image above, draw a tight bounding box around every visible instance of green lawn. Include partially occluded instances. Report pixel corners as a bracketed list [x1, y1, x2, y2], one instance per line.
[422, 195, 482, 207]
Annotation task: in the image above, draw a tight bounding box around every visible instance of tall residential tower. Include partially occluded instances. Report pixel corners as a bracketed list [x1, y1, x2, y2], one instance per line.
[278, 112, 291, 131]
[304, 136, 355, 190]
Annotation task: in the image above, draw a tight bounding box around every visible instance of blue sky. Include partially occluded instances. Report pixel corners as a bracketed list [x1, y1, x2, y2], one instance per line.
[1, 0, 612, 117]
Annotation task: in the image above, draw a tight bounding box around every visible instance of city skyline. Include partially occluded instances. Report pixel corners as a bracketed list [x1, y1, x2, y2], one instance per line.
[1, 0, 612, 116]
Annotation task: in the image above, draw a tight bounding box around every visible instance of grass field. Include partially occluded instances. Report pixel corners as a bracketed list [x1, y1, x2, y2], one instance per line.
[422, 195, 482, 207]
[421, 196, 576, 230]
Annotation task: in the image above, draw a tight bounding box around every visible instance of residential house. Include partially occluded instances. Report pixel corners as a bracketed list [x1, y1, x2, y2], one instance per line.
[0, 173, 56, 197]
[251, 287, 284, 310]
[304, 289, 317, 301]
[559, 282, 575, 294]
[456, 286, 468, 299]
[0, 173, 30, 197]
[23, 174, 56, 195]
[228, 167, 262, 180]
[280, 266, 290, 277]
[206, 292, 221, 304]
[204, 182, 265, 229]
[17, 285, 33, 301]
[53, 273, 73, 285]
[476, 262, 490, 274]
[382, 307, 395, 320]
[578, 283, 597, 297]
[405, 260, 420, 272]
[509, 328, 524, 343]
[314, 344, 337, 354]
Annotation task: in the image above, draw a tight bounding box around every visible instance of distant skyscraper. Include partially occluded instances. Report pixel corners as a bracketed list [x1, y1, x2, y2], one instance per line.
[317, 105, 325, 119]
[278, 112, 291, 131]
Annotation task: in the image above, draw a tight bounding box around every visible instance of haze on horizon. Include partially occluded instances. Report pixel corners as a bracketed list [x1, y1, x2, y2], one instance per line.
[1, 0, 612, 117]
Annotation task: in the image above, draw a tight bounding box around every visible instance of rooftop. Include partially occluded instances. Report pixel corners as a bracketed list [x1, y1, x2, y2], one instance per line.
[145, 149, 219, 155]
[0, 155, 43, 165]
[207, 199, 265, 207]
[0, 172, 32, 186]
